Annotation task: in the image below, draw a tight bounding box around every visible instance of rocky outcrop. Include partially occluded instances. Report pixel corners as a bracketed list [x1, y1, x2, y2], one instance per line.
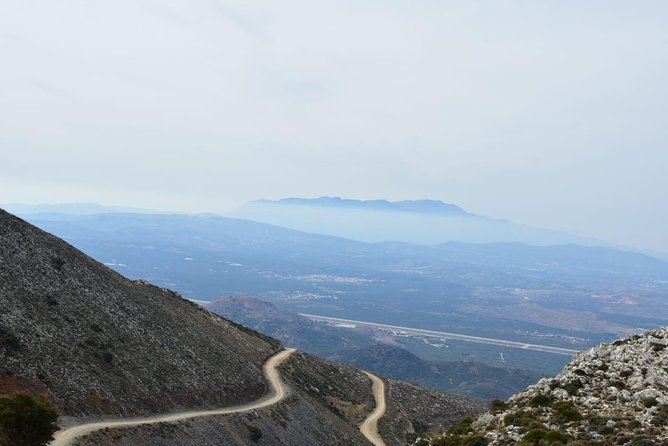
[419, 327, 668, 445]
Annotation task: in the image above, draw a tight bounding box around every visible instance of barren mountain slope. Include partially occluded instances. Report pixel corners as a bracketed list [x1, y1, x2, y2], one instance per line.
[78, 351, 484, 446]
[0, 208, 279, 416]
[0, 209, 484, 445]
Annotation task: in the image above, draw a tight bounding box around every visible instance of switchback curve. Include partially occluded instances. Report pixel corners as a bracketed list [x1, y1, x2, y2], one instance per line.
[360, 371, 387, 446]
[50, 348, 297, 446]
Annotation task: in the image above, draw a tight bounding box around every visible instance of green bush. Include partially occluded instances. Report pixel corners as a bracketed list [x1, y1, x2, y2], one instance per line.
[463, 436, 488, 446]
[643, 398, 658, 408]
[629, 437, 656, 446]
[552, 401, 582, 424]
[651, 404, 668, 426]
[587, 415, 612, 434]
[651, 343, 666, 352]
[489, 399, 509, 413]
[0, 395, 59, 446]
[432, 433, 488, 446]
[429, 418, 490, 446]
[522, 428, 572, 444]
[563, 379, 584, 395]
[503, 413, 515, 426]
[447, 417, 474, 435]
[505, 411, 543, 430]
[529, 394, 554, 407]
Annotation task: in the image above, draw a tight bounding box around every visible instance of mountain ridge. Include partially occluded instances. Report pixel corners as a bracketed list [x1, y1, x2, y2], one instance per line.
[252, 197, 472, 216]
[236, 197, 607, 247]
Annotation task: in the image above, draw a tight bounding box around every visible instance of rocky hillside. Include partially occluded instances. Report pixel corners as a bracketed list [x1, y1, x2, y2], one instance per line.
[79, 351, 484, 446]
[420, 327, 668, 445]
[333, 344, 543, 401]
[206, 296, 373, 356]
[0, 209, 484, 445]
[0, 209, 281, 416]
[208, 296, 543, 400]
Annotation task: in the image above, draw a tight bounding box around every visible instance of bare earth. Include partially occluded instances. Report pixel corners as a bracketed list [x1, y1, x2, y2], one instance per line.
[50, 348, 297, 446]
[360, 371, 387, 446]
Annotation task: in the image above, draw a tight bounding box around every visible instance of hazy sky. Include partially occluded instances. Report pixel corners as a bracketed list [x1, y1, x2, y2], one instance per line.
[1, 1, 667, 251]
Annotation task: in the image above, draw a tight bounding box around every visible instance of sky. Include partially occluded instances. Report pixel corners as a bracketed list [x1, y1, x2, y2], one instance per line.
[1, 1, 667, 252]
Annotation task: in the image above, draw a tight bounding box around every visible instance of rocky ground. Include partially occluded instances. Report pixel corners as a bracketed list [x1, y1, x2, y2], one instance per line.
[384, 379, 485, 443]
[74, 393, 369, 446]
[0, 209, 280, 417]
[79, 351, 484, 446]
[279, 351, 484, 446]
[1, 209, 485, 445]
[418, 327, 668, 445]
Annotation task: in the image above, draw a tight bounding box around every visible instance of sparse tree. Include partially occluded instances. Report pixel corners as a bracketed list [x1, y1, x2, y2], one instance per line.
[0, 394, 59, 446]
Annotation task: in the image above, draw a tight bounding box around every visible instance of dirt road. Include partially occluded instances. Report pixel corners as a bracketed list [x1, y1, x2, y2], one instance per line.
[50, 348, 297, 446]
[360, 371, 387, 446]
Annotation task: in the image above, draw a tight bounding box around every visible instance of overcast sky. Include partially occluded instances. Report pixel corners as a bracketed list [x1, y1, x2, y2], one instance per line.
[1, 1, 667, 251]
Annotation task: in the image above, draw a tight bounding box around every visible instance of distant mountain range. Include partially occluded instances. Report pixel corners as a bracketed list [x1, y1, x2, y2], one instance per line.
[1, 202, 156, 215]
[253, 197, 471, 216]
[0, 209, 482, 445]
[16, 210, 668, 377]
[234, 196, 605, 246]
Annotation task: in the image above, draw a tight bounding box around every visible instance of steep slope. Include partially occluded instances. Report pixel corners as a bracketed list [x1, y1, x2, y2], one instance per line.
[0, 209, 280, 416]
[70, 351, 484, 446]
[422, 327, 668, 445]
[333, 344, 543, 401]
[0, 209, 484, 445]
[23, 212, 668, 346]
[206, 296, 373, 355]
[207, 296, 543, 400]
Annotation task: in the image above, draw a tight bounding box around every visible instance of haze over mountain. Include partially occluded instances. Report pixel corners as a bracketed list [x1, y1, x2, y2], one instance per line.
[252, 197, 472, 216]
[2, 1, 666, 443]
[1, 202, 157, 216]
[3, 2, 668, 253]
[18, 210, 668, 379]
[0, 208, 483, 445]
[235, 197, 605, 246]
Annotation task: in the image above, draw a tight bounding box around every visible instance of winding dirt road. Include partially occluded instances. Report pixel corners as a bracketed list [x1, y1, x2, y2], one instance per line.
[360, 371, 387, 446]
[50, 348, 297, 446]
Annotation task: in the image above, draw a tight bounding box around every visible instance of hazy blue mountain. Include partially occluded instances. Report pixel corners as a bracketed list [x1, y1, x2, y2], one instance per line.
[254, 197, 471, 216]
[2, 202, 156, 215]
[18, 210, 668, 379]
[234, 197, 603, 246]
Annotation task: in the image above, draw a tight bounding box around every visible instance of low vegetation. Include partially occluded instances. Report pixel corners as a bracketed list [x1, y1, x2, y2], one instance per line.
[414, 328, 668, 445]
[0, 395, 59, 446]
